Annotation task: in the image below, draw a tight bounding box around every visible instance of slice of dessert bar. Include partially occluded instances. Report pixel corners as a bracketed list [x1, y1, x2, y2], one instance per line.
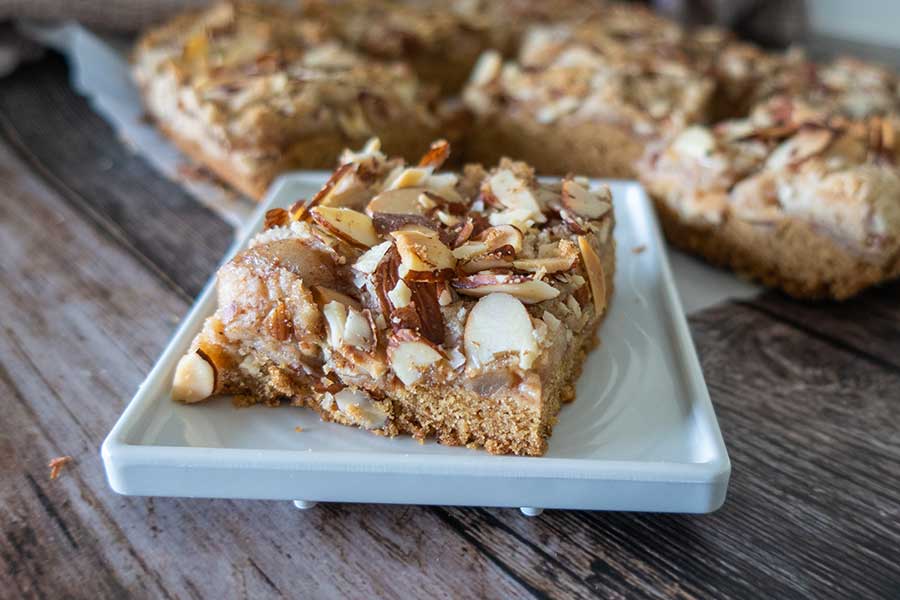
[133, 1, 442, 200]
[461, 5, 716, 178]
[638, 96, 900, 299]
[171, 139, 616, 455]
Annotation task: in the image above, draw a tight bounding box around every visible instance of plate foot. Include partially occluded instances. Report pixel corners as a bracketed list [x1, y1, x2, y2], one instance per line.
[520, 507, 543, 517]
[293, 500, 318, 510]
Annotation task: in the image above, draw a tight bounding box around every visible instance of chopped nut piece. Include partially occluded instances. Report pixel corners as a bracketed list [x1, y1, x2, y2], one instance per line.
[513, 255, 576, 273]
[459, 245, 516, 273]
[386, 167, 433, 190]
[172, 350, 217, 403]
[333, 388, 388, 429]
[264, 208, 289, 230]
[387, 279, 412, 308]
[366, 187, 429, 216]
[464, 292, 538, 370]
[388, 331, 443, 386]
[322, 301, 348, 348]
[310, 206, 380, 248]
[343, 307, 374, 350]
[352, 241, 392, 274]
[483, 169, 546, 224]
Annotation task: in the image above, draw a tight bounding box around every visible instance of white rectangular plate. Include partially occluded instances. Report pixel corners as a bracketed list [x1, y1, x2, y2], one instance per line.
[102, 175, 730, 513]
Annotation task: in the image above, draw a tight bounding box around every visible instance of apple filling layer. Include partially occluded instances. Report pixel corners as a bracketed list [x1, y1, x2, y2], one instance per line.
[172, 139, 615, 455]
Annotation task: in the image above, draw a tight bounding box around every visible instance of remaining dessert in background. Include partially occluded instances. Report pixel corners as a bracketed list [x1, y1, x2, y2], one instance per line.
[133, 1, 443, 200]
[638, 96, 900, 299]
[172, 138, 616, 455]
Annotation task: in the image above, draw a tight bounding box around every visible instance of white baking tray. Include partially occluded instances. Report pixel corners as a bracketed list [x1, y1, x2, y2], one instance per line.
[101, 175, 730, 515]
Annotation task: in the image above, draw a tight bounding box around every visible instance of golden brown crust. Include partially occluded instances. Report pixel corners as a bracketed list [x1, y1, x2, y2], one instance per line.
[652, 195, 900, 300]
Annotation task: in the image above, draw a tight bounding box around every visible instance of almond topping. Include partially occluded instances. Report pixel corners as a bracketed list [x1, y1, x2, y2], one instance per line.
[322, 301, 348, 348]
[483, 169, 546, 224]
[352, 241, 392, 275]
[264, 208, 289, 230]
[577, 235, 607, 316]
[343, 307, 374, 350]
[172, 350, 217, 403]
[464, 292, 538, 370]
[513, 255, 576, 273]
[388, 330, 443, 386]
[561, 179, 612, 220]
[418, 139, 451, 169]
[366, 187, 429, 216]
[453, 272, 560, 304]
[310, 206, 380, 248]
[391, 229, 456, 274]
[766, 128, 834, 170]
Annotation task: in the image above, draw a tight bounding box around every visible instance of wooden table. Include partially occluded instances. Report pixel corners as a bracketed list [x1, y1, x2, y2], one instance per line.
[2, 53, 899, 600]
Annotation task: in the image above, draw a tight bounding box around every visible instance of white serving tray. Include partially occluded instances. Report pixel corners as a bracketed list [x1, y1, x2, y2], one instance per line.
[102, 175, 730, 515]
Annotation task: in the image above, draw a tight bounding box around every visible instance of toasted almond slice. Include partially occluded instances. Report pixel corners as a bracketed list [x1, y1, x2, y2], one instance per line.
[312, 285, 361, 310]
[561, 179, 612, 220]
[671, 125, 716, 160]
[477, 224, 524, 253]
[469, 50, 502, 87]
[577, 235, 607, 316]
[172, 350, 217, 403]
[460, 245, 516, 274]
[343, 307, 374, 350]
[322, 301, 348, 348]
[386, 166, 433, 190]
[264, 208, 289, 230]
[310, 206, 380, 248]
[333, 388, 388, 430]
[294, 163, 354, 220]
[352, 241, 392, 274]
[452, 240, 490, 261]
[366, 187, 429, 216]
[484, 169, 546, 223]
[464, 292, 538, 370]
[418, 139, 451, 169]
[766, 128, 834, 170]
[388, 331, 444, 386]
[513, 255, 576, 273]
[453, 273, 560, 304]
[391, 229, 456, 273]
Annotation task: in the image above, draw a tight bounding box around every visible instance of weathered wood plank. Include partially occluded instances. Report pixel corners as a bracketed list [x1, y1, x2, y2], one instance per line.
[0, 141, 535, 600]
[442, 303, 900, 599]
[0, 52, 233, 299]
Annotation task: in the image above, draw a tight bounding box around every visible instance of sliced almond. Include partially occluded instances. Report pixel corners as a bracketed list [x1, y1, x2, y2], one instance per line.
[483, 169, 546, 223]
[310, 206, 380, 248]
[469, 50, 502, 87]
[464, 292, 538, 370]
[577, 235, 607, 316]
[385, 166, 433, 190]
[366, 187, 428, 216]
[460, 245, 516, 274]
[453, 272, 560, 304]
[388, 331, 444, 386]
[312, 286, 361, 310]
[294, 163, 354, 220]
[265, 301, 293, 341]
[343, 307, 374, 350]
[418, 139, 451, 169]
[172, 350, 217, 403]
[561, 179, 612, 220]
[513, 255, 576, 273]
[766, 128, 834, 170]
[391, 229, 456, 274]
[333, 388, 388, 429]
[352, 240, 392, 275]
[264, 208, 289, 230]
[322, 301, 348, 348]
[371, 213, 438, 237]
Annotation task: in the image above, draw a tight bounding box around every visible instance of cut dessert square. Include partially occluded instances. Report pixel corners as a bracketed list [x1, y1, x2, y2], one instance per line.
[133, 1, 442, 200]
[638, 96, 900, 299]
[461, 5, 717, 178]
[171, 139, 616, 456]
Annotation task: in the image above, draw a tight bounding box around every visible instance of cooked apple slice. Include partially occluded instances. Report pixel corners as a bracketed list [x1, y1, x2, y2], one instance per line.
[172, 350, 217, 403]
[577, 235, 607, 316]
[388, 331, 444, 386]
[464, 292, 538, 369]
[561, 179, 612, 220]
[310, 206, 380, 248]
[453, 272, 560, 303]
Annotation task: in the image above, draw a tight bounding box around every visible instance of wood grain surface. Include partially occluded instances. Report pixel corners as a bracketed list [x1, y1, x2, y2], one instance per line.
[1, 53, 899, 600]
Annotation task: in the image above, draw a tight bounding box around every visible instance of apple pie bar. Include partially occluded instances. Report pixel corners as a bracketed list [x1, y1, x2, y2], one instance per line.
[133, 1, 442, 200]
[171, 139, 615, 455]
[638, 97, 900, 299]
